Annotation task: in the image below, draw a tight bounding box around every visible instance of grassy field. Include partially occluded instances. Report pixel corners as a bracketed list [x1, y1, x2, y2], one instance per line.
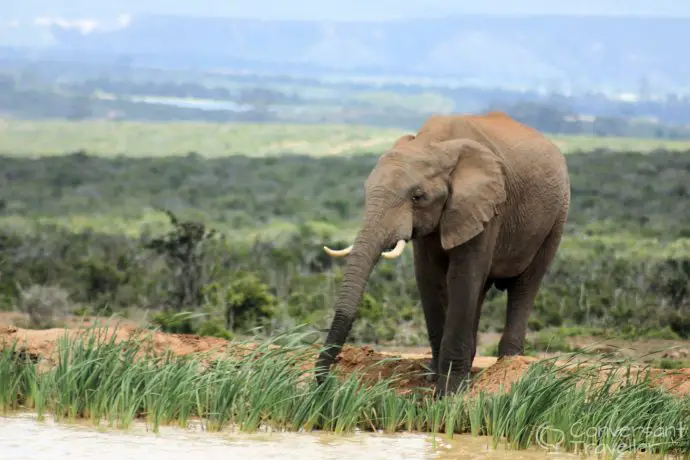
[2, 119, 690, 157]
[0, 120, 403, 157]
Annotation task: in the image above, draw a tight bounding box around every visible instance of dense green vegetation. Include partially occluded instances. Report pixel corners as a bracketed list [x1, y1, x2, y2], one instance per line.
[1, 327, 688, 456]
[0, 145, 688, 344]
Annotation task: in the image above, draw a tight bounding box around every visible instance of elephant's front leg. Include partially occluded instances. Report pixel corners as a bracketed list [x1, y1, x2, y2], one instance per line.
[413, 233, 449, 381]
[435, 236, 493, 397]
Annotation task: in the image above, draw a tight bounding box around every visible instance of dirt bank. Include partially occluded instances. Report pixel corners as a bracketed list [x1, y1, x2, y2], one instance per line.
[1, 323, 688, 398]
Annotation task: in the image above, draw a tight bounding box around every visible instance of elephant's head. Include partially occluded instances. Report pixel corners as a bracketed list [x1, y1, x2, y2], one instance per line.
[315, 134, 507, 381]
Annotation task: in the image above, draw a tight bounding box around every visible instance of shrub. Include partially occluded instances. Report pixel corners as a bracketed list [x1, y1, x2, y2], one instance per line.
[17, 284, 71, 329]
[149, 311, 196, 334]
[203, 272, 278, 333]
[195, 319, 234, 340]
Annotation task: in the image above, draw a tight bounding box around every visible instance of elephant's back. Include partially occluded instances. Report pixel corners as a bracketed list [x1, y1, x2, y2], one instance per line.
[416, 112, 569, 193]
[463, 113, 569, 191]
[417, 112, 565, 162]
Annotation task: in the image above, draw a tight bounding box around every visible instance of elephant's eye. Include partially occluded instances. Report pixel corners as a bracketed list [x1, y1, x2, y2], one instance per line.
[411, 190, 426, 203]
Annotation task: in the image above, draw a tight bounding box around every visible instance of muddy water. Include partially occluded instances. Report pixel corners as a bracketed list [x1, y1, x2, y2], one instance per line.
[0, 413, 582, 460]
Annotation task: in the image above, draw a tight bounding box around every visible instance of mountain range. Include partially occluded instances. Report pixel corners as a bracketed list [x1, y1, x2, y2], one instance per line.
[2, 13, 690, 93]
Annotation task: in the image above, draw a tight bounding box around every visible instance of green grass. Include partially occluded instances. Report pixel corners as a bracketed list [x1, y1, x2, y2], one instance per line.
[484, 331, 582, 357]
[0, 120, 404, 157]
[548, 133, 690, 153]
[0, 325, 688, 457]
[0, 214, 355, 243]
[551, 326, 683, 341]
[2, 119, 690, 157]
[658, 359, 690, 370]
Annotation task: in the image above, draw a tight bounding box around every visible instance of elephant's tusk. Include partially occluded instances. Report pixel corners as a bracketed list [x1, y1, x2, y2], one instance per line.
[323, 244, 353, 257]
[381, 239, 406, 259]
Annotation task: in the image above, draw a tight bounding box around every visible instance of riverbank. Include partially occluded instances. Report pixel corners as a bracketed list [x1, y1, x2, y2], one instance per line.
[1, 322, 689, 398]
[1, 321, 689, 457]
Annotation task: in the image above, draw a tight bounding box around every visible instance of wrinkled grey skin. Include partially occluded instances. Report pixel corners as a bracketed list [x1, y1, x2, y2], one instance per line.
[316, 112, 571, 397]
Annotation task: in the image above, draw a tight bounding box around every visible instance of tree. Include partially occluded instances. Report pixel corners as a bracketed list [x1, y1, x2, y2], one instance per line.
[143, 210, 216, 311]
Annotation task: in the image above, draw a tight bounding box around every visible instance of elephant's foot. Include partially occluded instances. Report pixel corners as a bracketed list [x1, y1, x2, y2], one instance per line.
[497, 338, 524, 358]
[433, 371, 472, 399]
[424, 356, 439, 382]
[314, 351, 337, 386]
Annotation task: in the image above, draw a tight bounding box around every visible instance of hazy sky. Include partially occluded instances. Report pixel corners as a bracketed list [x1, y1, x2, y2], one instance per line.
[7, 0, 690, 21]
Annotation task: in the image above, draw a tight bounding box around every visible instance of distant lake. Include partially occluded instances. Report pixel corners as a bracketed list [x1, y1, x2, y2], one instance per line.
[128, 96, 255, 112]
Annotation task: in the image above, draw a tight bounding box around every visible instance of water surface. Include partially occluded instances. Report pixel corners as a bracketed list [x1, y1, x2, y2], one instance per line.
[0, 413, 582, 459]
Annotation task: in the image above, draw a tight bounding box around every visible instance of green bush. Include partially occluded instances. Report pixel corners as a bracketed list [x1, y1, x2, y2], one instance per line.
[203, 271, 278, 333]
[150, 311, 196, 334]
[0, 150, 686, 344]
[526, 331, 579, 354]
[195, 319, 234, 340]
[658, 359, 688, 370]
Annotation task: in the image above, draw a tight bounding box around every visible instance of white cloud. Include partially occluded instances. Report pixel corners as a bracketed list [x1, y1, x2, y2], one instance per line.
[33, 16, 101, 34]
[116, 14, 132, 28]
[29, 14, 132, 33]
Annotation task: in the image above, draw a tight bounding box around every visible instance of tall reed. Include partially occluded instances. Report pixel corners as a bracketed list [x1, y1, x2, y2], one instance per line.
[0, 325, 687, 458]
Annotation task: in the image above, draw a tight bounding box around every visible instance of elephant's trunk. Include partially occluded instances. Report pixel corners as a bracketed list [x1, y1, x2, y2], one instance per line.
[315, 223, 389, 382]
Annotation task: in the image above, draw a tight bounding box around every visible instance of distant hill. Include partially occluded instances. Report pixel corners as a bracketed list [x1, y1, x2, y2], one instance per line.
[4, 14, 690, 92]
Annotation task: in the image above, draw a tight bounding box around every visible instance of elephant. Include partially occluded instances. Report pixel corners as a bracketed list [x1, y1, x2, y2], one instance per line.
[315, 111, 571, 397]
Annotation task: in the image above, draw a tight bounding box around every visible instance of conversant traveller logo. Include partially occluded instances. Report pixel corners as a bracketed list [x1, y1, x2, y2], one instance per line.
[535, 421, 688, 455]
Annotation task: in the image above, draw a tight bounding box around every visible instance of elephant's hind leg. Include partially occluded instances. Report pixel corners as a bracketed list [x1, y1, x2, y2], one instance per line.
[498, 222, 565, 357]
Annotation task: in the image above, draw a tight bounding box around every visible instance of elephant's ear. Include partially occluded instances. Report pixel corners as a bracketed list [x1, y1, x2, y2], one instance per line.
[435, 139, 507, 251]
